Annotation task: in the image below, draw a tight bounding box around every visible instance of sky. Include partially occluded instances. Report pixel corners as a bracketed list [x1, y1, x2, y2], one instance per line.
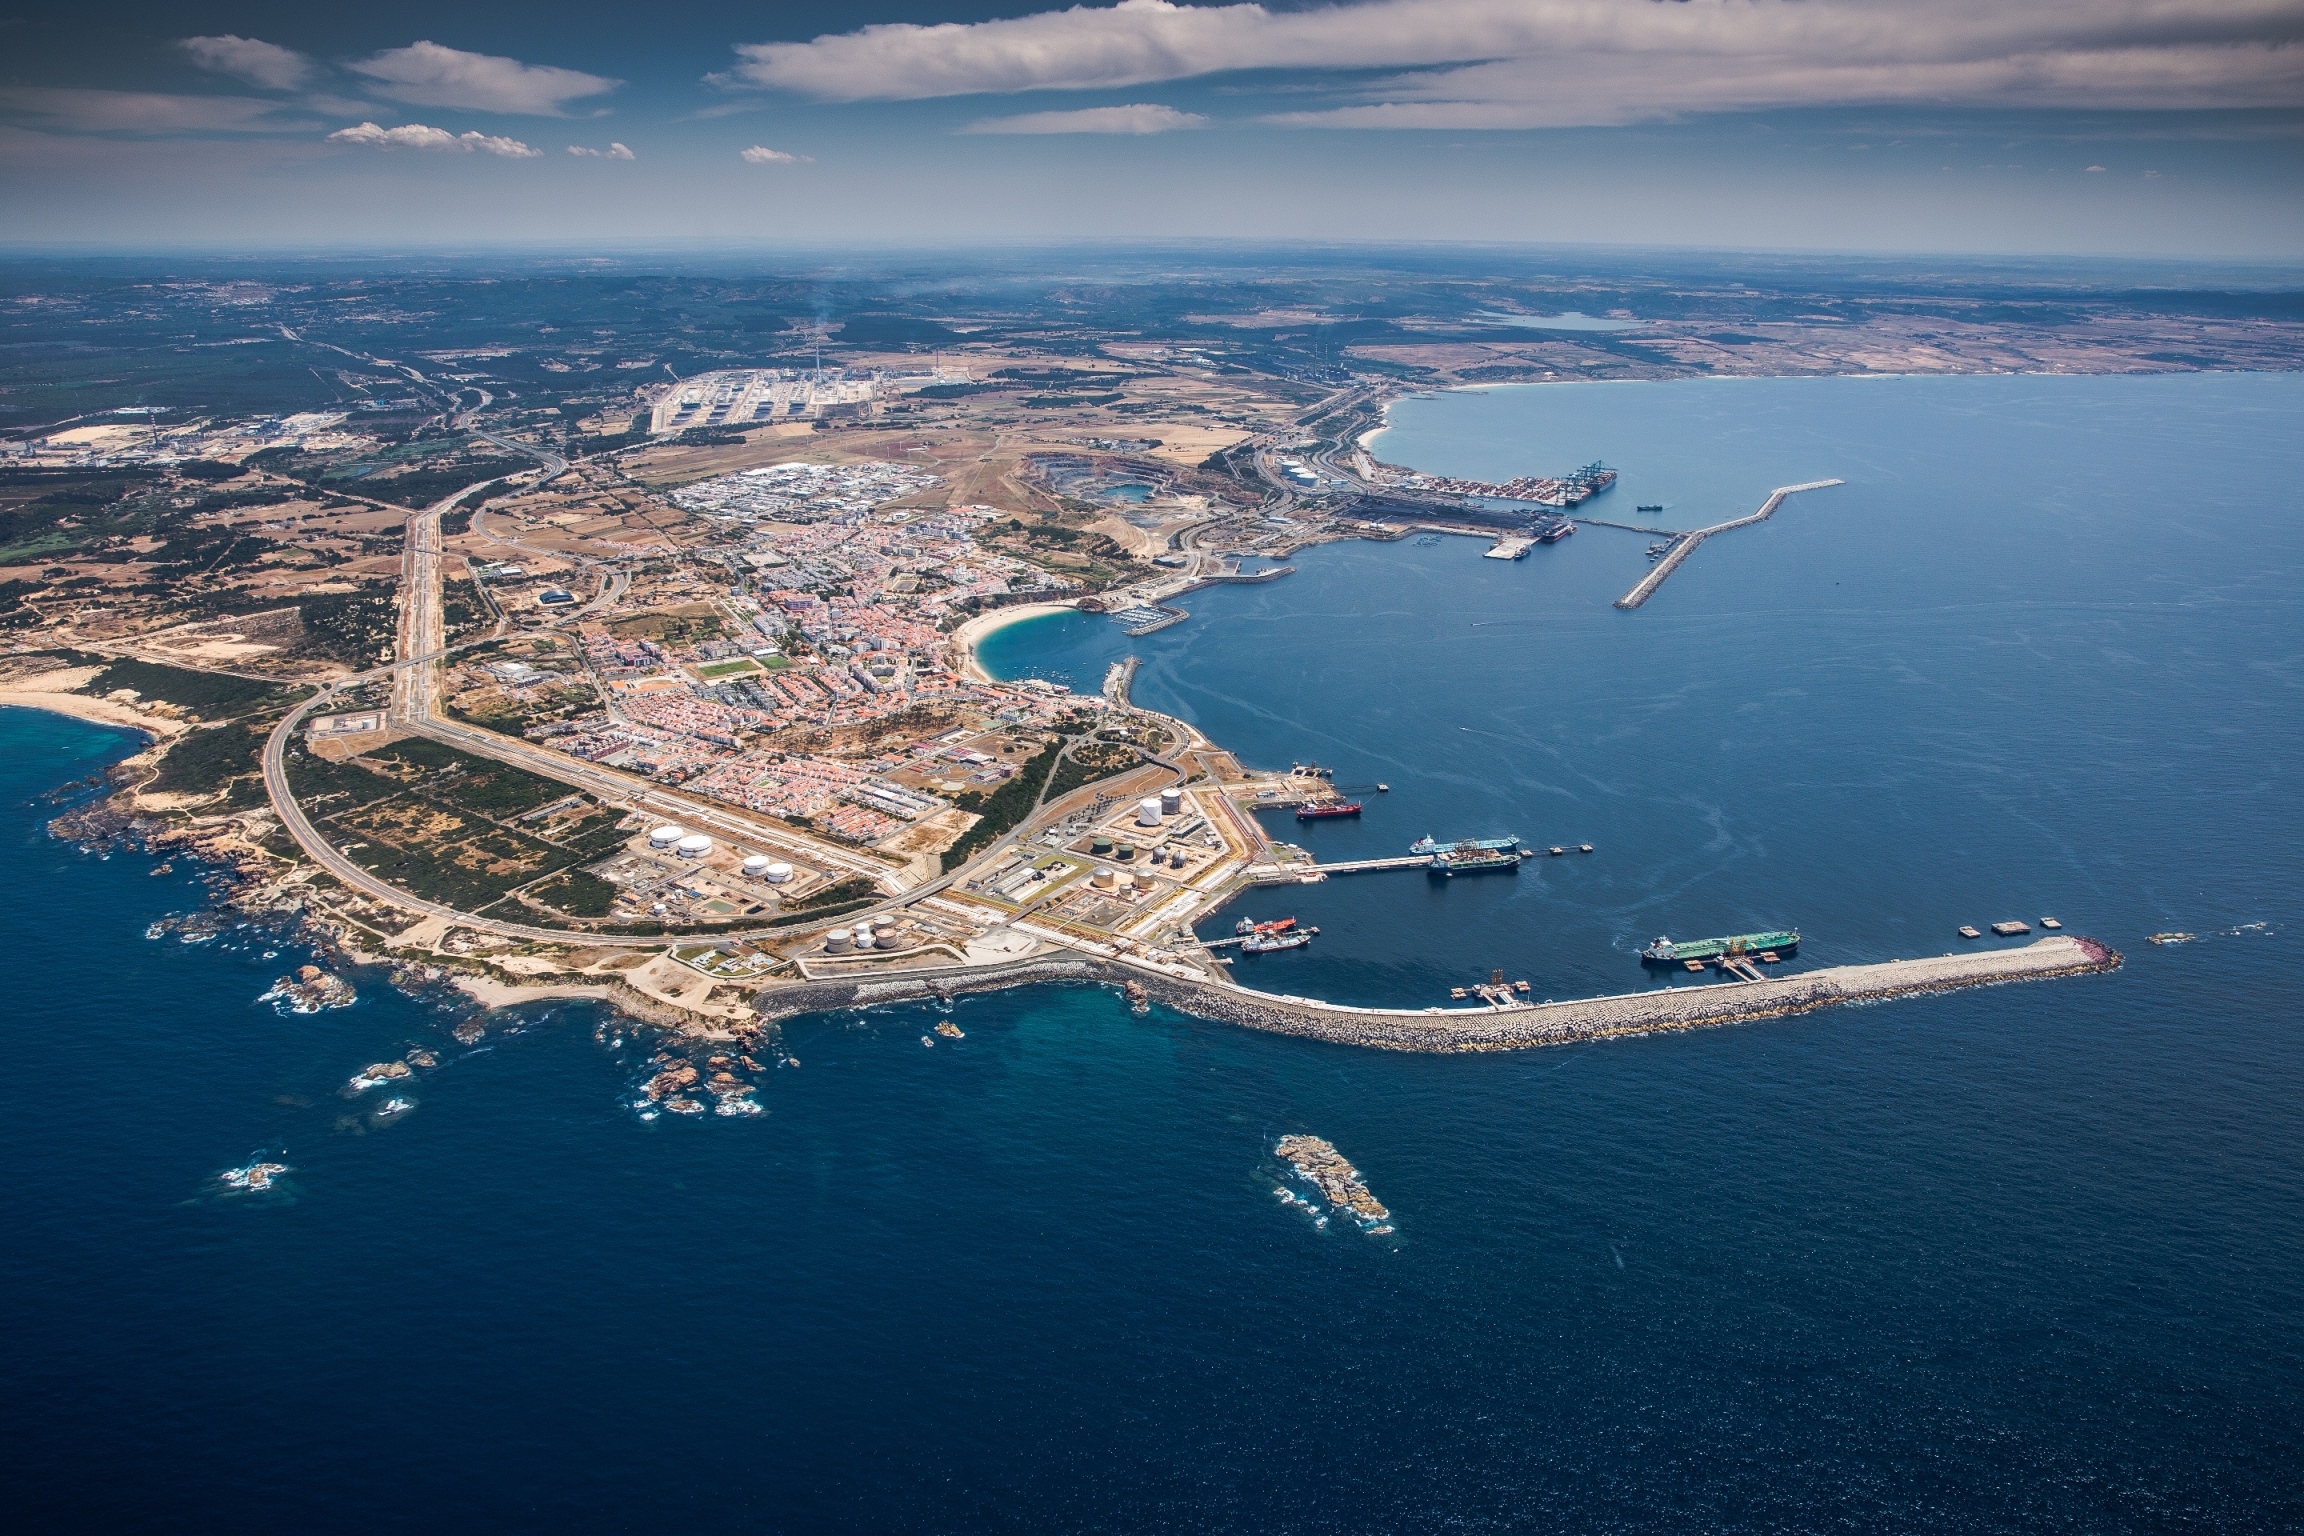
[3, 0, 2301, 258]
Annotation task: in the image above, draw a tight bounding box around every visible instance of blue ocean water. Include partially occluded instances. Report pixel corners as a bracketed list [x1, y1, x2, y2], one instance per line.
[6, 372, 2302, 1531]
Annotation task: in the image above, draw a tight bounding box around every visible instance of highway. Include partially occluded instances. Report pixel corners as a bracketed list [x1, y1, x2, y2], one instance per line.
[248, 405, 1237, 964]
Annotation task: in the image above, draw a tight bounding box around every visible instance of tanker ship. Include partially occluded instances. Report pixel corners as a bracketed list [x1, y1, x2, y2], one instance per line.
[1640, 930, 1800, 967]
[1414, 834, 1525, 876]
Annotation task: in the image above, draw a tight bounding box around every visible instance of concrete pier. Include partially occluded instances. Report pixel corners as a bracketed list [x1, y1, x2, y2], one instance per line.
[1615, 479, 1844, 610]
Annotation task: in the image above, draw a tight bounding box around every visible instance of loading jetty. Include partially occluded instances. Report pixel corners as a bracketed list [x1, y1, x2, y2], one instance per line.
[1614, 479, 1845, 610]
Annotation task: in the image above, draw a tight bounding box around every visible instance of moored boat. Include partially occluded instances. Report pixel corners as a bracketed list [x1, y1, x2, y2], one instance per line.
[1428, 842, 1522, 875]
[1640, 930, 1800, 966]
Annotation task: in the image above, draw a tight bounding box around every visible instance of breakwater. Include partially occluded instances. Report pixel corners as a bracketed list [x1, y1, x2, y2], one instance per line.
[748, 936, 2118, 1054]
[1615, 478, 1844, 610]
[1136, 935, 2117, 1053]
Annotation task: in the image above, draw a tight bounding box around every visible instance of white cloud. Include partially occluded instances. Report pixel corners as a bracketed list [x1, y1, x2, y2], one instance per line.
[726, 0, 2304, 124]
[351, 41, 619, 116]
[961, 102, 1207, 134]
[740, 144, 812, 163]
[568, 142, 636, 158]
[327, 121, 542, 157]
[179, 35, 316, 92]
[0, 87, 298, 134]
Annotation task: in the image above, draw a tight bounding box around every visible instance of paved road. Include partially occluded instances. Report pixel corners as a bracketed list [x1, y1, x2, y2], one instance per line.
[251, 413, 1223, 959]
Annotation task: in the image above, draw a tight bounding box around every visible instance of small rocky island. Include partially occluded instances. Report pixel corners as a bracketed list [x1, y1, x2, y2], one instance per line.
[1276, 1134, 1391, 1226]
[263, 964, 356, 1014]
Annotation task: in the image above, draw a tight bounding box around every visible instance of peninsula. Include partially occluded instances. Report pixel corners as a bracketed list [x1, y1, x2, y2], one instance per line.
[3, 254, 2165, 1053]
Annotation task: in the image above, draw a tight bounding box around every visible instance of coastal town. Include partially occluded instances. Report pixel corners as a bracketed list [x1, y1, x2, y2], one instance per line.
[1, 266, 2149, 1068]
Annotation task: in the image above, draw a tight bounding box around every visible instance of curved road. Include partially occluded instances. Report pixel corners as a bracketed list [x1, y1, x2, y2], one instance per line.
[254, 420, 1216, 959]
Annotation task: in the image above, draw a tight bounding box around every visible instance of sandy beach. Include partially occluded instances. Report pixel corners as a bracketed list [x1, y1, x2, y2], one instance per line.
[0, 669, 186, 738]
[948, 602, 1076, 683]
[451, 973, 614, 1010]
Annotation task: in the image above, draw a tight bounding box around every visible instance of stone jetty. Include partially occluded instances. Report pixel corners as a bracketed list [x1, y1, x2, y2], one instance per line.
[745, 937, 2117, 1055]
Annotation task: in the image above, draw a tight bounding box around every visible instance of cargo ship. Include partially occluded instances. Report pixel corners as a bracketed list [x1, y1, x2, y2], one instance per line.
[1297, 799, 1363, 820]
[1236, 916, 1296, 936]
[1529, 462, 1617, 507]
[1639, 930, 1800, 967]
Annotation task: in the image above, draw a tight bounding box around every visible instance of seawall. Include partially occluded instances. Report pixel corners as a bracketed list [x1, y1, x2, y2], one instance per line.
[748, 936, 2119, 1054]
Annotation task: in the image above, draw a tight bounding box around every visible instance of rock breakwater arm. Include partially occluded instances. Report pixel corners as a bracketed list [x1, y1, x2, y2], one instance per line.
[744, 936, 2117, 1056]
[1121, 935, 2119, 1054]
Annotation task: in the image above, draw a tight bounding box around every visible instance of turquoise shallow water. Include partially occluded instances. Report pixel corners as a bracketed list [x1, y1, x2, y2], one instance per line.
[6, 372, 2303, 1530]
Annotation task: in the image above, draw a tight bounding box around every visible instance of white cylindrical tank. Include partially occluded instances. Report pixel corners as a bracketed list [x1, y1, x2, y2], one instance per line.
[1134, 872, 1156, 890]
[1137, 797, 1163, 827]
[741, 854, 773, 878]
[676, 833, 712, 858]
[825, 932, 852, 954]
[1160, 788, 1183, 816]
[648, 824, 684, 848]
[853, 923, 875, 945]
[762, 862, 793, 885]
[1091, 869, 1117, 890]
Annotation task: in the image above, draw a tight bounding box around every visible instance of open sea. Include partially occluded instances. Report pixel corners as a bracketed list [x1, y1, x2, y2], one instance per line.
[7, 372, 2301, 1531]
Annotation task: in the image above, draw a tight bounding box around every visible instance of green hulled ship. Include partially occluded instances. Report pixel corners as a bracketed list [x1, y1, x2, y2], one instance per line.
[1640, 930, 1800, 966]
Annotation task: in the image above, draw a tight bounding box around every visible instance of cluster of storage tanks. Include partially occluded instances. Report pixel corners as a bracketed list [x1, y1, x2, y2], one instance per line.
[1089, 867, 1164, 893]
[644, 823, 793, 883]
[1135, 788, 1185, 827]
[823, 918, 907, 954]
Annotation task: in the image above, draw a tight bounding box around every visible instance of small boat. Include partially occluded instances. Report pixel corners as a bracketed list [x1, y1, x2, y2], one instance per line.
[2147, 932, 2195, 945]
[1958, 926, 1983, 939]
[934, 1021, 964, 1038]
[1578, 844, 1593, 853]
[1637, 504, 1664, 513]
[1297, 799, 1363, 820]
[2040, 917, 2062, 930]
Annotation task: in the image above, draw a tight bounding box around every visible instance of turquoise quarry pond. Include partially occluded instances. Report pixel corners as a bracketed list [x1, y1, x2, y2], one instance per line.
[6, 372, 2301, 1531]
